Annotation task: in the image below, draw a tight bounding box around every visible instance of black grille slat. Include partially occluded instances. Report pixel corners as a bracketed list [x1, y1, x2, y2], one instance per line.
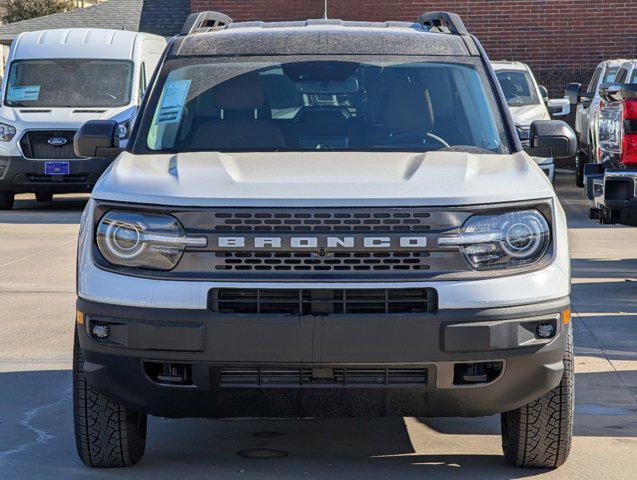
[20, 130, 80, 160]
[219, 367, 428, 387]
[214, 251, 432, 272]
[210, 208, 432, 233]
[209, 288, 438, 315]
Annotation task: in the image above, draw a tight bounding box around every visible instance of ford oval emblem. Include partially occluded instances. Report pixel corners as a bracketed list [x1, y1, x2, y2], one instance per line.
[48, 137, 68, 146]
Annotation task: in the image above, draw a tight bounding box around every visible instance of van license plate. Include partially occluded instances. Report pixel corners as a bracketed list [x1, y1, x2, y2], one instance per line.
[45, 162, 70, 175]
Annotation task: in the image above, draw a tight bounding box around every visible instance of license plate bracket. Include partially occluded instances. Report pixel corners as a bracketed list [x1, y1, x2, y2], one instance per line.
[44, 161, 70, 175]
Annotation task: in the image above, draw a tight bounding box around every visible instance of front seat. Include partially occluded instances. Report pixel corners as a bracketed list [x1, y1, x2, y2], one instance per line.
[380, 86, 436, 146]
[191, 72, 285, 150]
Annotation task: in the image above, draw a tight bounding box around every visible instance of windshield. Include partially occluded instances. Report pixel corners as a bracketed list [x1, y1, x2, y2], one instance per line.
[495, 70, 540, 107]
[5, 59, 134, 108]
[139, 57, 510, 154]
[604, 67, 619, 84]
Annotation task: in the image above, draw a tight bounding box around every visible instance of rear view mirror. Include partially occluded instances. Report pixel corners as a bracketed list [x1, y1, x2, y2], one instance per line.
[565, 83, 581, 105]
[528, 120, 577, 159]
[547, 98, 571, 117]
[74, 120, 123, 158]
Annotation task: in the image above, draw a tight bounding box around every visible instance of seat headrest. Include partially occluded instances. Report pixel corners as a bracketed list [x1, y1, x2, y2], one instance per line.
[498, 78, 519, 99]
[382, 87, 434, 133]
[213, 72, 265, 110]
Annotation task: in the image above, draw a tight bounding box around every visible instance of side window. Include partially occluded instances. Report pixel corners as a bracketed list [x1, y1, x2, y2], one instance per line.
[587, 67, 602, 93]
[138, 62, 147, 101]
[614, 68, 628, 84]
[630, 68, 637, 85]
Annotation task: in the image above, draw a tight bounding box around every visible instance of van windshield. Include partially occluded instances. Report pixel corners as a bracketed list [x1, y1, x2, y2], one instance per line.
[495, 70, 540, 107]
[139, 56, 510, 154]
[5, 59, 134, 108]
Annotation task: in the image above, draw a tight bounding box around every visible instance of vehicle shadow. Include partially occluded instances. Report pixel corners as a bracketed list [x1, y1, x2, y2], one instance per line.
[0, 195, 87, 225]
[0, 369, 635, 479]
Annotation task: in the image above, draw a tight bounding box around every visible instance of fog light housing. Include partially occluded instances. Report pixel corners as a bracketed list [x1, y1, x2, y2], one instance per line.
[92, 324, 110, 339]
[536, 323, 555, 339]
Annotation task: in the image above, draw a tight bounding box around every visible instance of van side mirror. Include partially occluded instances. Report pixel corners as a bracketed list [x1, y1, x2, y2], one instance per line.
[565, 83, 581, 105]
[74, 120, 124, 158]
[547, 98, 571, 117]
[528, 120, 577, 159]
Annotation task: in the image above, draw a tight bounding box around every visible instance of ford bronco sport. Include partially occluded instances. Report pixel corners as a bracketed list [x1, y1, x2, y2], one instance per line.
[73, 11, 577, 469]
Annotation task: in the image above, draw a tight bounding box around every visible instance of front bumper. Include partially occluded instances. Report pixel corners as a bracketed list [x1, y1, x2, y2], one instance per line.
[76, 296, 570, 419]
[0, 154, 112, 194]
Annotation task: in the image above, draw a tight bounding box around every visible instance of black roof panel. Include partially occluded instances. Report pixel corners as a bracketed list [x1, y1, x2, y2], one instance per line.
[175, 21, 471, 57]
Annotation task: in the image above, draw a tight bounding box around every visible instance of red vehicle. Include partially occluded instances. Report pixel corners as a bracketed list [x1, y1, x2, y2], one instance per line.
[587, 83, 637, 226]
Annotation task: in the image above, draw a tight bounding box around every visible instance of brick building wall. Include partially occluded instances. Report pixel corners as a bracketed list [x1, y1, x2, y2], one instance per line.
[191, 0, 637, 94]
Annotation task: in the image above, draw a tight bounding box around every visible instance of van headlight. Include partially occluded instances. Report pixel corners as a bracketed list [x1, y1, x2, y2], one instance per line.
[438, 209, 551, 270]
[0, 123, 16, 142]
[96, 211, 207, 270]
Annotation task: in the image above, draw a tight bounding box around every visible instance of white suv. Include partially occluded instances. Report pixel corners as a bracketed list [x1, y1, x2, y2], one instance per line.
[72, 11, 577, 469]
[492, 61, 570, 182]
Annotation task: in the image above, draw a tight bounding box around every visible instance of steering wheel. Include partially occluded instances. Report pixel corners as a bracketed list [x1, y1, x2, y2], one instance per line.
[98, 92, 117, 101]
[384, 132, 451, 149]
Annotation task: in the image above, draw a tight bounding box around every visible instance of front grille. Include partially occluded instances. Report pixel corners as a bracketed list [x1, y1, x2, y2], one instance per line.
[210, 208, 432, 233]
[169, 206, 471, 280]
[219, 367, 428, 387]
[209, 288, 438, 315]
[20, 130, 80, 160]
[214, 251, 432, 272]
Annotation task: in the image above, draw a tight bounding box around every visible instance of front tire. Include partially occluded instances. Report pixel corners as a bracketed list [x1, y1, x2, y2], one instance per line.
[0, 191, 14, 210]
[73, 330, 147, 468]
[501, 328, 574, 468]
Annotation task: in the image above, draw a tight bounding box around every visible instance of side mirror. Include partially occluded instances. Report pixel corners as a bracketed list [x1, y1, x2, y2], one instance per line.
[528, 120, 577, 159]
[547, 98, 571, 117]
[538, 85, 549, 103]
[565, 83, 581, 105]
[74, 120, 123, 158]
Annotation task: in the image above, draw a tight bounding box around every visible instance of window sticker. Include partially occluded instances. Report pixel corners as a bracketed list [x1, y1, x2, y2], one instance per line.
[156, 80, 191, 124]
[7, 85, 41, 101]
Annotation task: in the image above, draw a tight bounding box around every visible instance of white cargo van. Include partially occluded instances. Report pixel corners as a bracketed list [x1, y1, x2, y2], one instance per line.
[0, 28, 166, 209]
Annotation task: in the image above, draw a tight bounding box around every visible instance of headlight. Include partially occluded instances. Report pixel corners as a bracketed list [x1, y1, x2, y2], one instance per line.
[438, 209, 550, 270]
[0, 123, 16, 142]
[96, 211, 207, 270]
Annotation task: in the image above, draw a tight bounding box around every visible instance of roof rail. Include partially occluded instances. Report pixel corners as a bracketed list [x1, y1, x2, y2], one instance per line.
[181, 11, 233, 35]
[416, 11, 468, 36]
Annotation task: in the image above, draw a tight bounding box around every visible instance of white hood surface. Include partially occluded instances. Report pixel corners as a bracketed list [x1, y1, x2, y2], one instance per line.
[0, 105, 135, 131]
[93, 151, 554, 207]
[508, 104, 550, 127]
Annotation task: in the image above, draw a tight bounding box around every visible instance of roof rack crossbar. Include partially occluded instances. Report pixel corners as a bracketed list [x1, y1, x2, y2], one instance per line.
[417, 11, 468, 36]
[181, 11, 233, 35]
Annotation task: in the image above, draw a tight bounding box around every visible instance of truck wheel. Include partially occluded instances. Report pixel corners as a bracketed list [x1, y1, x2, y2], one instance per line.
[575, 154, 585, 188]
[36, 192, 53, 203]
[0, 191, 14, 210]
[73, 331, 147, 467]
[501, 328, 573, 468]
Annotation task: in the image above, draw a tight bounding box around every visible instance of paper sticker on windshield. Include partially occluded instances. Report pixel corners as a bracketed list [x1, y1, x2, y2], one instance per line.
[7, 85, 41, 102]
[156, 80, 191, 125]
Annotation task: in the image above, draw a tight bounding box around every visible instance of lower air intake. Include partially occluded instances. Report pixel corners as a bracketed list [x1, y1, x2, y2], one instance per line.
[219, 367, 429, 387]
[209, 288, 438, 315]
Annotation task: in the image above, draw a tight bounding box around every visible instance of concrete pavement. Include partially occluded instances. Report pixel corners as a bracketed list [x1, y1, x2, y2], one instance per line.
[0, 175, 635, 479]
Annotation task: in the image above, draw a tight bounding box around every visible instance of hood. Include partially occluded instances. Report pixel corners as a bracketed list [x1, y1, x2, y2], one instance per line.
[0, 105, 136, 132]
[92, 151, 554, 207]
[508, 104, 550, 126]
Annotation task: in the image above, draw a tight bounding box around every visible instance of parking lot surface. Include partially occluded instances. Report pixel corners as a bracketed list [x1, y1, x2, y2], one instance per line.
[0, 174, 635, 479]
